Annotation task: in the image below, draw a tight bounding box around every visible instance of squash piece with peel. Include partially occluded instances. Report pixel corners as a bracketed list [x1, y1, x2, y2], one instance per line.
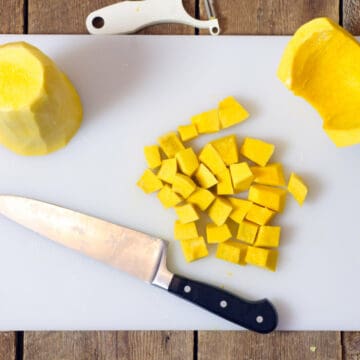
[277, 17, 360, 147]
[0, 42, 82, 155]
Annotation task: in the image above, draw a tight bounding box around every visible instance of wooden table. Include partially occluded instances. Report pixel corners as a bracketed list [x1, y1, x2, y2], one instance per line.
[0, 1, 359, 359]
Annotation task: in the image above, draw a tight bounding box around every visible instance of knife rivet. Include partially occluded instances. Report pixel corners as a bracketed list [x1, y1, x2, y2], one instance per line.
[220, 300, 227, 308]
[256, 316, 264, 324]
[184, 285, 191, 293]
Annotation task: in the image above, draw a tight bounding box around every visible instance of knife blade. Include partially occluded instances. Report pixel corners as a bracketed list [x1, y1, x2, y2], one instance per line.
[0, 195, 278, 333]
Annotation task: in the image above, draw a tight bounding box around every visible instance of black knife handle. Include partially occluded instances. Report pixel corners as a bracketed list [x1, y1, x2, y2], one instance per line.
[168, 274, 277, 333]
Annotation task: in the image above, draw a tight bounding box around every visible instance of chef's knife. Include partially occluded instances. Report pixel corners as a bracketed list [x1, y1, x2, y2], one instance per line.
[0, 195, 277, 333]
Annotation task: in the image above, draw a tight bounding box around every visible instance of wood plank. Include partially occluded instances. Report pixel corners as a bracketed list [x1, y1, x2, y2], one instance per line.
[200, 0, 339, 35]
[343, 0, 360, 35]
[198, 331, 342, 360]
[0, 332, 16, 360]
[0, 0, 24, 34]
[29, 0, 195, 34]
[343, 332, 360, 360]
[24, 331, 193, 360]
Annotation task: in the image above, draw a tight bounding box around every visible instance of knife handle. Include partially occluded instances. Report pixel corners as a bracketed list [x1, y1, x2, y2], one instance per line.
[168, 274, 278, 333]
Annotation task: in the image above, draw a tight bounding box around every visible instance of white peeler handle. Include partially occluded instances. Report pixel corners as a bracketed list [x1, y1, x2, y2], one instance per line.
[86, 0, 220, 35]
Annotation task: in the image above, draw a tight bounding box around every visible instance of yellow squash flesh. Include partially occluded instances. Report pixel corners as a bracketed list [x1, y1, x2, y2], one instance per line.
[0, 42, 82, 155]
[277, 17, 360, 147]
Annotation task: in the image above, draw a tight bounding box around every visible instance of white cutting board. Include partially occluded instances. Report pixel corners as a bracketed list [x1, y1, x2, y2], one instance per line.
[0, 35, 359, 331]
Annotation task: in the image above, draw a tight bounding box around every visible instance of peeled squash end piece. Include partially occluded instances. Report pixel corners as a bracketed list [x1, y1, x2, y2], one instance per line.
[0, 41, 82, 156]
[277, 17, 360, 147]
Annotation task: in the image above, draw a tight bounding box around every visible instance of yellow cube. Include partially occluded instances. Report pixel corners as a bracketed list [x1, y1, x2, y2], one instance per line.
[180, 236, 208, 262]
[237, 220, 259, 244]
[175, 203, 199, 224]
[178, 124, 198, 142]
[174, 220, 198, 240]
[211, 135, 239, 165]
[199, 144, 227, 175]
[172, 173, 196, 199]
[248, 184, 287, 212]
[144, 145, 162, 169]
[158, 132, 185, 158]
[194, 163, 218, 189]
[157, 158, 177, 184]
[157, 185, 183, 209]
[245, 204, 275, 225]
[217, 169, 234, 195]
[187, 187, 215, 211]
[228, 198, 253, 223]
[255, 226, 281, 248]
[251, 163, 286, 186]
[137, 169, 163, 194]
[191, 109, 220, 134]
[288, 172, 308, 206]
[175, 148, 199, 176]
[208, 197, 233, 226]
[206, 223, 232, 243]
[218, 96, 249, 129]
[229, 162, 254, 192]
[216, 240, 248, 265]
[245, 246, 278, 271]
[240, 138, 275, 167]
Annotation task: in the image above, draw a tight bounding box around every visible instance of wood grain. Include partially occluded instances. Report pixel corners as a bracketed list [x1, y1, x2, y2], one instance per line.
[343, 332, 360, 360]
[23, 331, 193, 360]
[28, 0, 195, 34]
[200, 0, 339, 35]
[0, 332, 16, 360]
[343, 0, 360, 35]
[198, 331, 342, 360]
[0, 0, 24, 34]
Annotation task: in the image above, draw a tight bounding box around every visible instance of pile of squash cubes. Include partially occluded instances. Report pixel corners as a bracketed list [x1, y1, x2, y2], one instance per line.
[137, 97, 307, 271]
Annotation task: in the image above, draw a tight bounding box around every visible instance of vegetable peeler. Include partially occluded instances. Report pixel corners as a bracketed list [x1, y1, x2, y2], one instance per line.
[86, 0, 220, 35]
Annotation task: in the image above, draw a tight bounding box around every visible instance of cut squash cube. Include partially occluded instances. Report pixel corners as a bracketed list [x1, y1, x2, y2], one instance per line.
[216, 240, 248, 265]
[206, 223, 232, 243]
[178, 124, 198, 141]
[240, 138, 275, 166]
[245, 246, 278, 271]
[255, 226, 281, 248]
[180, 236, 208, 262]
[144, 145, 161, 169]
[237, 220, 259, 245]
[137, 169, 163, 194]
[172, 173, 196, 198]
[228, 198, 253, 223]
[288, 172, 308, 206]
[174, 220, 198, 240]
[187, 187, 215, 211]
[245, 204, 275, 225]
[157, 185, 183, 208]
[199, 144, 227, 175]
[218, 96, 249, 129]
[217, 169, 234, 195]
[191, 109, 220, 134]
[251, 163, 286, 186]
[230, 162, 254, 192]
[248, 184, 287, 212]
[175, 203, 199, 224]
[194, 163, 218, 189]
[157, 158, 177, 184]
[208, 197, 233, 226]
[211, 135, 239, 165]
[158, 132, 185, 158]
[175, 147, 199, 176]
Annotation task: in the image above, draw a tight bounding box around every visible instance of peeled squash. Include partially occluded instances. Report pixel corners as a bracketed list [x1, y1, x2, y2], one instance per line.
[0, 42, 82, 155]
[277, 18, 360, 147]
